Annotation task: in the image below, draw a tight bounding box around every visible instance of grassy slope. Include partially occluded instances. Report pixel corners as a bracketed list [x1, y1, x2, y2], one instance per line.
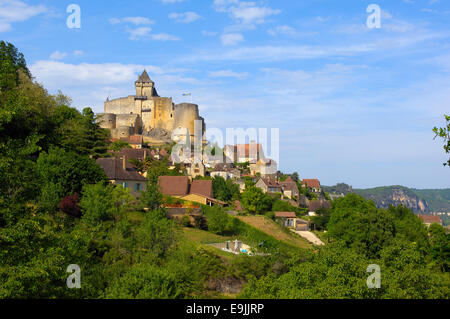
[236, 215, 311, 249]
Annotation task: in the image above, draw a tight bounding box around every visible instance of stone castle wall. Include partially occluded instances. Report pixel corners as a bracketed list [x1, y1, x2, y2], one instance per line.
[98, 72, 204, 141]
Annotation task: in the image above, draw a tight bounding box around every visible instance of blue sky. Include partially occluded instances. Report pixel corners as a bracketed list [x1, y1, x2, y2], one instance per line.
[1, 0, 450, 188]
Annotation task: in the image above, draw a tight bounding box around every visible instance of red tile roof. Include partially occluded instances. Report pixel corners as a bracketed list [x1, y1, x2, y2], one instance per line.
[158, 176, 189, 196]
[302, 179, 321, 189]
[190, 180, 213, 198]
[418, 214, 442, 224]
[274, 212, 297, 218]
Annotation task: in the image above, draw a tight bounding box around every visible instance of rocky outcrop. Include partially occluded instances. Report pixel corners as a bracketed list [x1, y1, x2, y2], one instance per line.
[355, 186, 430, 214]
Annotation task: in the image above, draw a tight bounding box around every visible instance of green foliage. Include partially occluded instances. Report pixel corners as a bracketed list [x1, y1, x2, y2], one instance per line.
[80, 182, 133, 226]
[241, 186, 273, 215]
[271, 199, 301, 215]
[36, 147, 107, 212]
[105, 264, 182, 299]
[310, 207, 331, 231]
[58, 107, 111, 158]
[110, 140, 131, 152]
[433, 114, 450, 166]
[139, 182, 163, 210]
[428, 223, 450, 272]
[327, 194, 395, 258]
[134, 210, 179, 260]
[212, 176, 240, 203]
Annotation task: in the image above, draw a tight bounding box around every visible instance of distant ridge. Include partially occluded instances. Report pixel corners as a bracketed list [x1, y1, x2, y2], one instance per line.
[322, 183, 450, 213]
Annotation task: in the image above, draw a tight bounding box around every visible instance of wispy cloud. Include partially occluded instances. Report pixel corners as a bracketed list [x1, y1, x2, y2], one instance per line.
[208, 69, 248, 79]
[169, 12, 201, 23]
[109, 16, 154, 25]
[221, 33, 244, 46]
[0, 0, 46, 32]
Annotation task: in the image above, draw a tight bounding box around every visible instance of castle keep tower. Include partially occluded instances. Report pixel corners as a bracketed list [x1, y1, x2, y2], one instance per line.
[135, 70, 157, 97]
[98, 70, 205, 142]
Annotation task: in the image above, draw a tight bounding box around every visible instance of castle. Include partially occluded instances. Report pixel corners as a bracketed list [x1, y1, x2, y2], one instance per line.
[98, 70, 205, 142]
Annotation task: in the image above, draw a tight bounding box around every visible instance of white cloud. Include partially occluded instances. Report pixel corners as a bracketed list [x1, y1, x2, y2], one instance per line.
[49, 50, 85, 60]
[49, 51, 68, 60]
[169, 12, 201, 23]
[127, 27, 152, 40]
[221, 33, 244, 46]
[268, 25, 296, 36]
[109, 16, 154, 25]
[214, 0, 281, 25]
[151, 33, 180, 41]
[208, 69, 248, 79]
[0, 0, 46, 32]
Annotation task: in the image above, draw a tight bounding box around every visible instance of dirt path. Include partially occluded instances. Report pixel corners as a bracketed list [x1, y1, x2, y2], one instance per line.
[290, 230, 325, 246]
[236, 216, 311, 249]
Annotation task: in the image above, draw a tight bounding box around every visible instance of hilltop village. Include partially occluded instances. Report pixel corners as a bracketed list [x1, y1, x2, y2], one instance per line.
[94, 71, 335, 241]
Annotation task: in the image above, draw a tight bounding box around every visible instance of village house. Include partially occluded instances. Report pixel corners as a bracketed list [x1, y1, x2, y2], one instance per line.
[302, 179, 321, 193]
[96, 156, 147, 198]
[210, 163, 241, 180]
[255, 177, 299, 200]
[418, 214, 443, 227]
[255, 178, 283, 196]
[308, 200, 331, 216]
[158, 176, 225, 206]
[249, 158, 278, 177]
[279, 176, 300, 200]
[274, 212, 310, 231]
[224, 142, 265, 164]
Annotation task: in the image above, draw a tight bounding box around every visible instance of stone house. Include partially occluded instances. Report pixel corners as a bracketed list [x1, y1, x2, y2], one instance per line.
[255, 178, 283, 196]
[249, 158, 278, 177]
[302, 179, 321, 193]
[96, 156, 147, 198]
[279, 177, 299, 200]
[210, 163, 241, 180]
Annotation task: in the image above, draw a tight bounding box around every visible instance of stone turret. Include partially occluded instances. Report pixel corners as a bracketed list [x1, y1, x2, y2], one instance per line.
[135, 70, 158, 97]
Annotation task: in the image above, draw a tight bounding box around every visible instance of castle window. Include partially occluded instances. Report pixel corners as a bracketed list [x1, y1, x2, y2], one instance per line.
[171, 114, 173, 118]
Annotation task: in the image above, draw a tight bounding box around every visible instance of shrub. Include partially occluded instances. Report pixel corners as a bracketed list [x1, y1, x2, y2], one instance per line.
[58, 193, 81, 218]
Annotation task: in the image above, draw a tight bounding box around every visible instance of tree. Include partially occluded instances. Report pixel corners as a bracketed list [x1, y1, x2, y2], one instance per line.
[140, 182, 163, 210]
[105, 264, 182, 299]
[428, 223, 450, 272]
[80, 182, 133, 226]
[36, 147, 107, 212]
[433, 115, 450, 166]
[58, 107, 111, 158]
[212, 176, 240, 203]
[311, 207, 331, 231]
[327, 194, 395, 258]
[291, 172, 299, 183]
[241, 186, 273, 215]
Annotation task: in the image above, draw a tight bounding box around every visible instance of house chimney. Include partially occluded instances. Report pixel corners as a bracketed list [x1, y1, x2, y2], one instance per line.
[122, 155, 126, 170]
[144, 150, 147, 160]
